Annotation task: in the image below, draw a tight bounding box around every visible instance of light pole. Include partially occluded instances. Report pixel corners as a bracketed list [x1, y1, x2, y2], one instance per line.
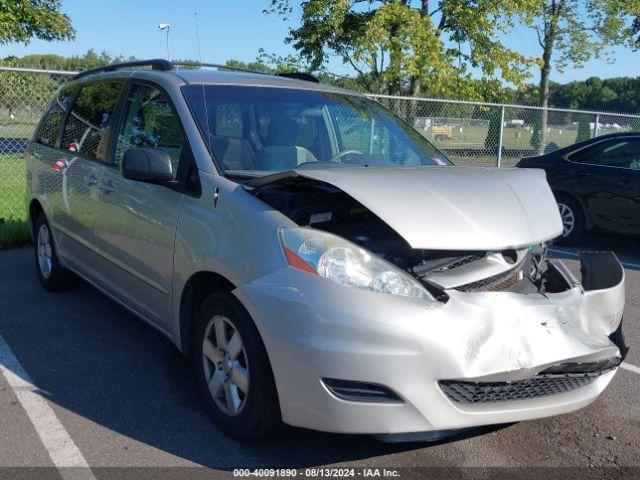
[159, 23, 171, 61]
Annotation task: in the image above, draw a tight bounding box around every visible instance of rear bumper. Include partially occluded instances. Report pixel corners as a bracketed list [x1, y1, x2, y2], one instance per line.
[234, 252, 625, 435]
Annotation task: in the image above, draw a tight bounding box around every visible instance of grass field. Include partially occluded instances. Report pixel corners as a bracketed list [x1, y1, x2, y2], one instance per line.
[429, 124, 582, 151]
[0, 154, 30, 249]
[0, 119, 39, 141]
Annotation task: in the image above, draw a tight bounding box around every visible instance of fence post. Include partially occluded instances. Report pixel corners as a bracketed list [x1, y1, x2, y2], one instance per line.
[593, 113, 600, 138]
[496, 106, 505, 167]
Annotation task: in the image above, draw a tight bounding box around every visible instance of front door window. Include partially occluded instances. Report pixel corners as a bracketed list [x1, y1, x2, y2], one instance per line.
[115, 83, 185, 178]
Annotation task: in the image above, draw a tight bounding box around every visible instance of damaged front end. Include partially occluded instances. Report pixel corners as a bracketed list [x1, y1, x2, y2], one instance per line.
[247, 169, 611, 283]
[242, 167, 626, 431]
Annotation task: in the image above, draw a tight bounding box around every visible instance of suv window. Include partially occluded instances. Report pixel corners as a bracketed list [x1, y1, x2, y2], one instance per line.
[61, 81, 124, 161]
[183, 85, 450, 173]
[569, 138, 640, 170]
[33, 86, 77, 147]
[115, 83, 185, 178]
[254, 103, 330, 161]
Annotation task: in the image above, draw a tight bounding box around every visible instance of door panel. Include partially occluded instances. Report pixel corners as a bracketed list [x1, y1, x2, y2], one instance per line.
[95, 82, 187, 329]
[567, 137, 640, 236]
[49, 154, 104, 278]
[51, 81, 124, 279]
[580, 165, 635, 235]
[95, 171, 182, 327]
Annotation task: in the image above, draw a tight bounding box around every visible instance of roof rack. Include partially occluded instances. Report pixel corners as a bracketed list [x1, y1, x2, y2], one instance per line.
[173, 61, 320, 83]
[275, 72, 320, 83]
[73, 59, 321, 84]
[173, 61, 268, 76]
[73, 59, 174, 80]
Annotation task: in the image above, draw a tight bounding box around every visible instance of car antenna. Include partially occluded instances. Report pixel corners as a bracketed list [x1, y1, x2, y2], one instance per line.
[194, 12, 203, 67]
[194, 11, 214, 166]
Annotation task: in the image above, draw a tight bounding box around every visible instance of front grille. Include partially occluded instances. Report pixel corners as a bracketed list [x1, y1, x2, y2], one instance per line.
[439, 374, 601, 404]
[455, 266, 522, 292]
[432, 254, 484, 273]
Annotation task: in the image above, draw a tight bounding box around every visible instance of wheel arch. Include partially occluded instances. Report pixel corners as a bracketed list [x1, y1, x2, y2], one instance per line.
[28, 198, 45, 241]
[178, 270, 237, 355]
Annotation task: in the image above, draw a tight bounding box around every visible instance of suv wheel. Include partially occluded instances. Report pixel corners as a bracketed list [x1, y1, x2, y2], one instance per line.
[193, 292, 281, 440]
[34, 213, 75, 291]
[555, 194, 585, 245]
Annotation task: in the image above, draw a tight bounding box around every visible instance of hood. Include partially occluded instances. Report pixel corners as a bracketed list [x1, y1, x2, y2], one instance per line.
[288, 166, 563, 251]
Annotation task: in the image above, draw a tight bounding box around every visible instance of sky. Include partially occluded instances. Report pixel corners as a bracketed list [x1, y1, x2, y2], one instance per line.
[0, 0, 638, 85]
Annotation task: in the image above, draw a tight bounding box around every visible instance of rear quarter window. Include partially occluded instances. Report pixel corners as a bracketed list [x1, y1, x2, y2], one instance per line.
[568, 137, 640, 169]
[33, 86, 76, 147]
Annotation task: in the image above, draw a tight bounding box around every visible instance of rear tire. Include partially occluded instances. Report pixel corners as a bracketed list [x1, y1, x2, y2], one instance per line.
[33, 213, 75, 292]
[554, 194, 585, 246]
[193, 292, 281, 440]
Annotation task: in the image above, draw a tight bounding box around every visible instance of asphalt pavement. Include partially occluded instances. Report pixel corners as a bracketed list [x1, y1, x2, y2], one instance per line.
[0, 246, 639, 479]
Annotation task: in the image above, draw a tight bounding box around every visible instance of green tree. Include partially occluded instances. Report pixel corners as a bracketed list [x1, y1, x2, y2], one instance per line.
[0, 0, 74, 44]
[575, 116, 592, 142]
[266, 0, 536, 97]
[0, 50, 135, 71]
[522, 0, 640, 153]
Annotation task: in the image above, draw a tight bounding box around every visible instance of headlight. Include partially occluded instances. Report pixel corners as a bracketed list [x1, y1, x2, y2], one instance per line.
[279, 228, 435, 301]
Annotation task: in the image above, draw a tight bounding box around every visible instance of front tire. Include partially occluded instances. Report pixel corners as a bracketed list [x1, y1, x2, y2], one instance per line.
[193, 292, 281, 440]
[33, 213, 75, 291]
[555, 194, 585, 245]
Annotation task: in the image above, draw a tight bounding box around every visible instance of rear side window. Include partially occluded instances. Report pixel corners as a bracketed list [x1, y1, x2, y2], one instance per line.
[61, 81, 124, 161]
[115, 83, 185, 177]
[569, 138, 640, 169]
[33, 86, 76, 147]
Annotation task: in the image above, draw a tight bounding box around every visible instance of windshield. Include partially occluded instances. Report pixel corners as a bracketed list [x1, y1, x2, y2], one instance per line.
[182, 85, 451, 175]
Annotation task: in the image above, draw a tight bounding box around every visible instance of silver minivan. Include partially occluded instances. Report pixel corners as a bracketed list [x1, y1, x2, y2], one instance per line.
[25, 60, 626, 442]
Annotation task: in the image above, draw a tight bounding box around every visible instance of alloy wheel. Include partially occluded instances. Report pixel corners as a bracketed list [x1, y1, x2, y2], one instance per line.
[202, 315, 250, 416]
[557, 202, 575, 238]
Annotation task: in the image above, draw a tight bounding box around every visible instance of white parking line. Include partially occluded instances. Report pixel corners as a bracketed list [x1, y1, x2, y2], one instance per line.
[0, 334, 96, 480]
[621, 362, 640, 375]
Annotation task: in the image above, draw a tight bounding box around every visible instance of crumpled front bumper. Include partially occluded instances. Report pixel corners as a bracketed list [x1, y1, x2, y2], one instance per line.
[234, 252, 625, 435]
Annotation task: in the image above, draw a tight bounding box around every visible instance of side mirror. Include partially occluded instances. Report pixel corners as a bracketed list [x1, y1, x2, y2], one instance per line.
[122, 148, 173, 182]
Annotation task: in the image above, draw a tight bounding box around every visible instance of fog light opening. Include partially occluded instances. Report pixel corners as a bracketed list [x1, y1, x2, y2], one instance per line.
[322, 378, 403, 404]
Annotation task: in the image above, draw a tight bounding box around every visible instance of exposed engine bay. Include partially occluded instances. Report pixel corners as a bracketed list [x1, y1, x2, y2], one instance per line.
[249, 175, 572, 299]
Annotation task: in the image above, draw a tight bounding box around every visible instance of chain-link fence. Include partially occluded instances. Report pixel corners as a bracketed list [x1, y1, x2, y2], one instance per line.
[370, 94, 640, 167]
[0, 67, 75, 246]
[1, 66, 639, 246]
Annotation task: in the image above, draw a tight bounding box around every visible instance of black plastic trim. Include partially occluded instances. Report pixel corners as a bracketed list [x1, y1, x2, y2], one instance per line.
[275, 72, 320, 83]
[540, 357, 621, 375]
[439, 373, 605, 404]
[579, 251, 624, 291]
[322, 378, 403, 404]
[609, 321, 629, 362]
